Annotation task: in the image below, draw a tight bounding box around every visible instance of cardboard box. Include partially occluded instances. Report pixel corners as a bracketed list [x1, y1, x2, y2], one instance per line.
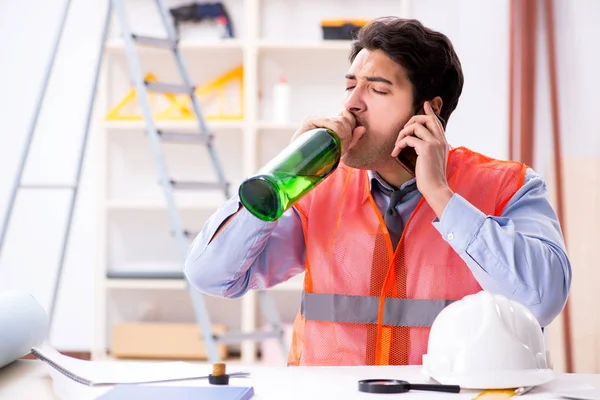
[112, 322, 228, 360]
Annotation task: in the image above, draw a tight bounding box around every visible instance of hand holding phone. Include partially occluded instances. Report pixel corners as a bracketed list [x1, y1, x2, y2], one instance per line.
[392, 101, 453, 220]
[395, 105, 446, 176]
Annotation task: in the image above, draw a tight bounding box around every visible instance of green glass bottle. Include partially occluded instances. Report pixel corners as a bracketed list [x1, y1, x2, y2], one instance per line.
[238, 128, 341, 221]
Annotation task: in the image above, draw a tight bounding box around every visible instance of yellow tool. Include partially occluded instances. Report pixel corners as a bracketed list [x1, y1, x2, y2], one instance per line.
[473, 388, 521, 399]
[105, 65, 244, 121]
[105, 73, 194, 120]
[167, 65, 244, 121]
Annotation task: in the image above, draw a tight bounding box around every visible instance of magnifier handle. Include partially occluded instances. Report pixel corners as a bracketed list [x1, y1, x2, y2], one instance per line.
[409, 383, 461, 393]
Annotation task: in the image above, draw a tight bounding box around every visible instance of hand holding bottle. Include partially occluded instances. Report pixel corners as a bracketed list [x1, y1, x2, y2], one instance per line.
[291, 110, 367, 155]
[238, 111, 365, 221]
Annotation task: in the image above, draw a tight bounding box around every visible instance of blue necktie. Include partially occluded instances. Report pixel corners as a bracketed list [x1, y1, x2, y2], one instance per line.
[383, 182, 417, 250]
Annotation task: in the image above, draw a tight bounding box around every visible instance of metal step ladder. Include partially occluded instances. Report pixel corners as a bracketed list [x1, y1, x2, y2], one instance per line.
[0, 0, 289, 364]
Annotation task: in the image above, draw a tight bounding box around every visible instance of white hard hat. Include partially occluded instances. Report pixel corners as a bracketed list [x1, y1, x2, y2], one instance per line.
[421, 291, 554, 389]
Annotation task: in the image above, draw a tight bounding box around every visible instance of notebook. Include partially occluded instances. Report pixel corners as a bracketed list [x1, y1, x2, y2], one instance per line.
[96, 385, 255, 400]
[31, 345, 250, 386]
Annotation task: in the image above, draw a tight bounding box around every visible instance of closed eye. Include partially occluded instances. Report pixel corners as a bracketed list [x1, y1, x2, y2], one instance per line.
[345, 86, 355, 91]
[373, 89, 387, 95]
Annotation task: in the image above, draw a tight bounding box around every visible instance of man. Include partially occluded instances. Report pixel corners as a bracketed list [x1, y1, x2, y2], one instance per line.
[184, 17, 571, 366]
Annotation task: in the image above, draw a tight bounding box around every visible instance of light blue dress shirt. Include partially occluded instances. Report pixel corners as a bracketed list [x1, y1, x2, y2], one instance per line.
[184, 167, 571, 327]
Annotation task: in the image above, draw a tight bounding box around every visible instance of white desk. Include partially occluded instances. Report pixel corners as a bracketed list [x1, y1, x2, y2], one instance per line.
[1, 359, 600, 399]
[0, 360, 58, 399]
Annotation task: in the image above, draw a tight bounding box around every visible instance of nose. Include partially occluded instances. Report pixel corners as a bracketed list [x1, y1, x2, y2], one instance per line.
[344, 86, 366, 114]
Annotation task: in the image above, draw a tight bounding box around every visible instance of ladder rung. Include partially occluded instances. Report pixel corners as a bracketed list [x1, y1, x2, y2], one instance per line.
[132, 34, 177, 49]
[170, 180, 228, 191]
[145, 81, 194, 95]
[158, 131, 212, 144]
[213, 330, 284, 344]
[20, 184, 76, 189]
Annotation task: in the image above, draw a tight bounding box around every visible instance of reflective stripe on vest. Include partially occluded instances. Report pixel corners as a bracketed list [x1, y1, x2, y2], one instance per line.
[301, 292, 454, 327]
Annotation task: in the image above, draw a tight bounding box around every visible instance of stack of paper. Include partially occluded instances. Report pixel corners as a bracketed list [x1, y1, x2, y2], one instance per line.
[31, 344, 249, 386]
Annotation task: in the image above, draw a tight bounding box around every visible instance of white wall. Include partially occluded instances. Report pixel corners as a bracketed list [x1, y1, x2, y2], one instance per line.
[0, 0, 597, 365]
[411, 0, 510, 161]
[534, 0, 600, 374]
[0, 0, 107, 350]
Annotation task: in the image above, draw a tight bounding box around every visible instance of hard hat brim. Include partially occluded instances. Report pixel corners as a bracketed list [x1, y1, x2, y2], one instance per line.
[421, 366, 555, 390]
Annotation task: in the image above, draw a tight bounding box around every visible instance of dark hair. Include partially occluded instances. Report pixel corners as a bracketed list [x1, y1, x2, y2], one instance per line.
[349, 17, 464, 126]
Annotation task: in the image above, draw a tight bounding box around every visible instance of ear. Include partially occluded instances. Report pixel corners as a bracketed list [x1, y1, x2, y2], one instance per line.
[429, 96, 443, 116]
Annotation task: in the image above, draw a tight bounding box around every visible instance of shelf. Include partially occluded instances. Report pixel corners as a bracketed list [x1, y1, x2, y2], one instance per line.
[106, 275, 304, 291]
[105, 38, 245, 52]
[104, 119, 300, 132]
[103, 120, 245, 131]
[256, 121, 299, 131]
[106, 199, 223, 211]
[108, 38, 353, 52]
[258, 40, 353, 52]
[101, 353, 246, 365]
[106, 278, 187, 290]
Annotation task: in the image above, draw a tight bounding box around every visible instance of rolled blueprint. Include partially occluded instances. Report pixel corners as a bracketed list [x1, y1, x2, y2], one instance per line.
[0, 290, 49, 369]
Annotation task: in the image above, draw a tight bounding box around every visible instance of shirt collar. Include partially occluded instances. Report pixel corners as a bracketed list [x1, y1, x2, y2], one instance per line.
[368, 170, 417, 193]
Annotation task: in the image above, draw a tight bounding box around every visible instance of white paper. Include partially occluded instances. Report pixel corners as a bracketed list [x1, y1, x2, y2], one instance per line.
[555, 389, 600, 400]
[519, 378, 597, 399]
[0, 290, 49, 369]
[32, 344, 249, 386]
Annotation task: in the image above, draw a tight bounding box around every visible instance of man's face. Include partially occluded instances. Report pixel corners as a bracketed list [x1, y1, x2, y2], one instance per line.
[342, 48, 415, 170]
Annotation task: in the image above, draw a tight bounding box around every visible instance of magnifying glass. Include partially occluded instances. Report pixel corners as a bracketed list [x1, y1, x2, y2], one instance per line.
[358, 379, 461, 394]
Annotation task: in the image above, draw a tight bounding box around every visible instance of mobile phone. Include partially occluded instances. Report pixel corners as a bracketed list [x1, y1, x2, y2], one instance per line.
[395, 106, 446, 176]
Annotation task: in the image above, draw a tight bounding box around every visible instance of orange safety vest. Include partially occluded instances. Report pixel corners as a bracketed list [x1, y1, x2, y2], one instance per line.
[288, 147, 527, 366]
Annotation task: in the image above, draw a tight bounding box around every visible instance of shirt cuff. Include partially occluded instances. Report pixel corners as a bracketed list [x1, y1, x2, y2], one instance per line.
[431, 193, 487, 254]
[193, 194, 274, 256]
[208, 195, 278, 241]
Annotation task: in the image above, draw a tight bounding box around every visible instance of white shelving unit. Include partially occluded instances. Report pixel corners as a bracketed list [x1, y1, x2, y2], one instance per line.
[93, 0, 410, 364]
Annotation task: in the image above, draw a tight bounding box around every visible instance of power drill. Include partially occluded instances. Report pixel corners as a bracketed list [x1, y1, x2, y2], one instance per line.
[169, 2, 234, 38]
